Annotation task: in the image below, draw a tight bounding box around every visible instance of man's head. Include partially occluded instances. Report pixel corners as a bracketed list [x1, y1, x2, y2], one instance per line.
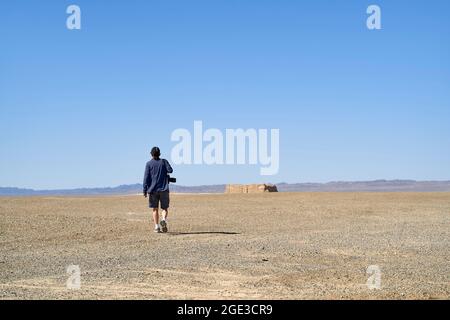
[151, 146, 161, 160]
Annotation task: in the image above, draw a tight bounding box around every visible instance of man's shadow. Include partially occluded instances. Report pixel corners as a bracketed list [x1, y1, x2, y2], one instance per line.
[168, 231, 240, 236]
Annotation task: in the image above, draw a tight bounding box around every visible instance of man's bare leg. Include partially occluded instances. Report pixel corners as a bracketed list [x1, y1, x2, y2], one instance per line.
[161, 209, 168, 221]
[160, 209, 169, 233]
[152, 208, 160, 232]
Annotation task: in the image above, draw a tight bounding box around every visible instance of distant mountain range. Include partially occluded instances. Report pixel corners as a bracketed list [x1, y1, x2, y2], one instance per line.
[1, 180, 450, 196]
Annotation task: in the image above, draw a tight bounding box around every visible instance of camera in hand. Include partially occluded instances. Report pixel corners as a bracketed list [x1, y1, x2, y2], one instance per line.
[168, 176, 176, 183]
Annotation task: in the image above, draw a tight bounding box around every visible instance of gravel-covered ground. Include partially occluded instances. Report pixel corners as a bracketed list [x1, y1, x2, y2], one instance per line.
[0, 192, 449, 299]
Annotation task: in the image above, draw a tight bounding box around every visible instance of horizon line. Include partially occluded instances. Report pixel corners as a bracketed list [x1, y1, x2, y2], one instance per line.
[2, 179, 450, 192]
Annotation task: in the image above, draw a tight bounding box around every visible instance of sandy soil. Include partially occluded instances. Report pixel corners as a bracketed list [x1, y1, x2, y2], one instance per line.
[0, 192, 449, 300]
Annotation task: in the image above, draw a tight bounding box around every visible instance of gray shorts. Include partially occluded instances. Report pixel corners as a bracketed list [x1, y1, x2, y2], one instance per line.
[149, 191, 170, 210]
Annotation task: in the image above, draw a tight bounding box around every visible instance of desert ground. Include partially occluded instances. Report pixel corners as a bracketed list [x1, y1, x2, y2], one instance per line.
[0, 192, 449, 300]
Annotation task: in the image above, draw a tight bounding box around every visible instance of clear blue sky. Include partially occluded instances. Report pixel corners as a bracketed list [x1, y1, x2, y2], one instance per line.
[1, 0, 449, 189]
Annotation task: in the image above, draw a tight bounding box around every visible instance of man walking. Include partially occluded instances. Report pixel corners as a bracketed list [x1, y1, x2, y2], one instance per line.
[143, 147, 173, 233]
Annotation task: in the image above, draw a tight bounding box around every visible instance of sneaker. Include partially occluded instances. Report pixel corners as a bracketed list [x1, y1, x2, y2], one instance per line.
[154, 226, 162, 233]
[160, 220, 168, 233]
